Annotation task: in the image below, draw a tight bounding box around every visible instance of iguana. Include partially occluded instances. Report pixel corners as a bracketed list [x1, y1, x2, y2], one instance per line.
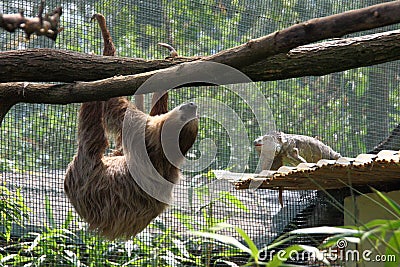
[254, 131, 341, 170]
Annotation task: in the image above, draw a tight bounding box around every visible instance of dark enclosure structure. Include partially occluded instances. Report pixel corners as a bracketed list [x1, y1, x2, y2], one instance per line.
[1, 0, 399, 266]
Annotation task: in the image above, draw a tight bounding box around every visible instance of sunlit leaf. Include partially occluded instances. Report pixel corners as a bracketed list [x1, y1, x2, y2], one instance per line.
[189, 231, 251, 254]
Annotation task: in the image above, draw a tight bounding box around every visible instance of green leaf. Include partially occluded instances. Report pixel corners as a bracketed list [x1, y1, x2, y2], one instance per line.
[26, 232, 41, 253]
[210, 222, 234, 232]
[62, 209, 74, 229]
[219, 191, 249, 212]
[45, 196, 55, 229]
[267, 245, 304, 267]
[385, 230, 400, 267]
[214, 259, 240, 266]
[1, 254, 17, 263]
[323, 235, 361, 248]
[373, 189, 400, 218]
[235, 227, 259, 261]
[364, 219, 400, 230]
[189, 231, 251, 254]
[386, 230, 400, 253]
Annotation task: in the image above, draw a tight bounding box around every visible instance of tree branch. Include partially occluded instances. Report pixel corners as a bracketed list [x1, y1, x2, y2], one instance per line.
[244, 30, 400, 81]
[0, 49, 197, 82]
[3, 27, 400, 106]
[1, 1, 400, 106]
[0, 63, 230, 104]
[2, 30, 400, 84]
[206, 0, 400, 69]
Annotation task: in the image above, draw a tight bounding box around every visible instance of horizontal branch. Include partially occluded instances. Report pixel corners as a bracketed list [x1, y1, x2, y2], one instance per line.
[2, 1, 400, 84]
[3, 28, 400, 106]
[245, 30, 400, 81]
[0, 49, 198, 82]
[206, 0, 400, 69]
[2, 30, 400, 84]
[0, 61, 244, 104]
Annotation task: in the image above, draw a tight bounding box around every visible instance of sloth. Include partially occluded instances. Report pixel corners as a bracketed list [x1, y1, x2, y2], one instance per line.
[65, 14, 198, 240]
[64, 98, 198, 240]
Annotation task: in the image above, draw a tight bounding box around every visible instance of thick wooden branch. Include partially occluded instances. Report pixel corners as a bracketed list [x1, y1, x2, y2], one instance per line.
[1, 0, 400, 110]
[206, 0, 400, 69]
[3, 27, 400, 106]
[0, 49, 197, 82]
[244, 30, 400, 81]
[2, 1, 400, 83]
[0, 57, 261, 107]
[2, 30, 400, 84]
[0, 62, 236, 104]
[0, 72, 154, 104]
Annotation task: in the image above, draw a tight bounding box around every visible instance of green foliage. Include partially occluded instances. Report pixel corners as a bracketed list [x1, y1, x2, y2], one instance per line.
[2, 0, 400, 266]
[0, 104, 78, 172]
[172, 170, 251, 266]
[0, 185, 29, 242]
[186, 191, 400, 266]
[0, 181, 251, 266]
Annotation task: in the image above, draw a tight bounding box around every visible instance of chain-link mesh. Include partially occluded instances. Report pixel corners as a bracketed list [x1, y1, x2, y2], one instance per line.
[1, 0, 399, 266]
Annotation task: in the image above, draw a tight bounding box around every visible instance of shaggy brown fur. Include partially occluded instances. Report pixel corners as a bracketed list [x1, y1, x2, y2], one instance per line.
[90, 13, 115, 57]
[91, 13, 169, 155]
[65, 99, 198, 240]
[149, 91, 169, 116]
[65, 14, 198, 239]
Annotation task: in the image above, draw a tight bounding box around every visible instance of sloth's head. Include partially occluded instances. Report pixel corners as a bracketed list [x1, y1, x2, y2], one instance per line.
[170, 102, 198, 156]
[175, 102, 198, 122]
[148, 101, 198, 158]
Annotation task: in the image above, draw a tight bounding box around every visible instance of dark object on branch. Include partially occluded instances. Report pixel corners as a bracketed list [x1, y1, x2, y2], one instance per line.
[0, 11, 25, 32]
[368, 124, 400, 154]
[0, 1, 63, 41]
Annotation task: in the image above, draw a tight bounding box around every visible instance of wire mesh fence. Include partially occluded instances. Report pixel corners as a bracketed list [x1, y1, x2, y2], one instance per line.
[1, 0, 399, 266]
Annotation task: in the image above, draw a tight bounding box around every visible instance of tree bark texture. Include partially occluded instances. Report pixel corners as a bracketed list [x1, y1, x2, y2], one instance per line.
[0, 49, 198, 82]
[1, 30, 400, 84]
[205, 0, 400, 69]
[2, 29, 400, 107]
[1, 1, 400, 107]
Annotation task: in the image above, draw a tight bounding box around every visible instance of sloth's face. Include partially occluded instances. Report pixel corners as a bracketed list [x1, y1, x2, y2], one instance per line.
[178, 102, 197, 122]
